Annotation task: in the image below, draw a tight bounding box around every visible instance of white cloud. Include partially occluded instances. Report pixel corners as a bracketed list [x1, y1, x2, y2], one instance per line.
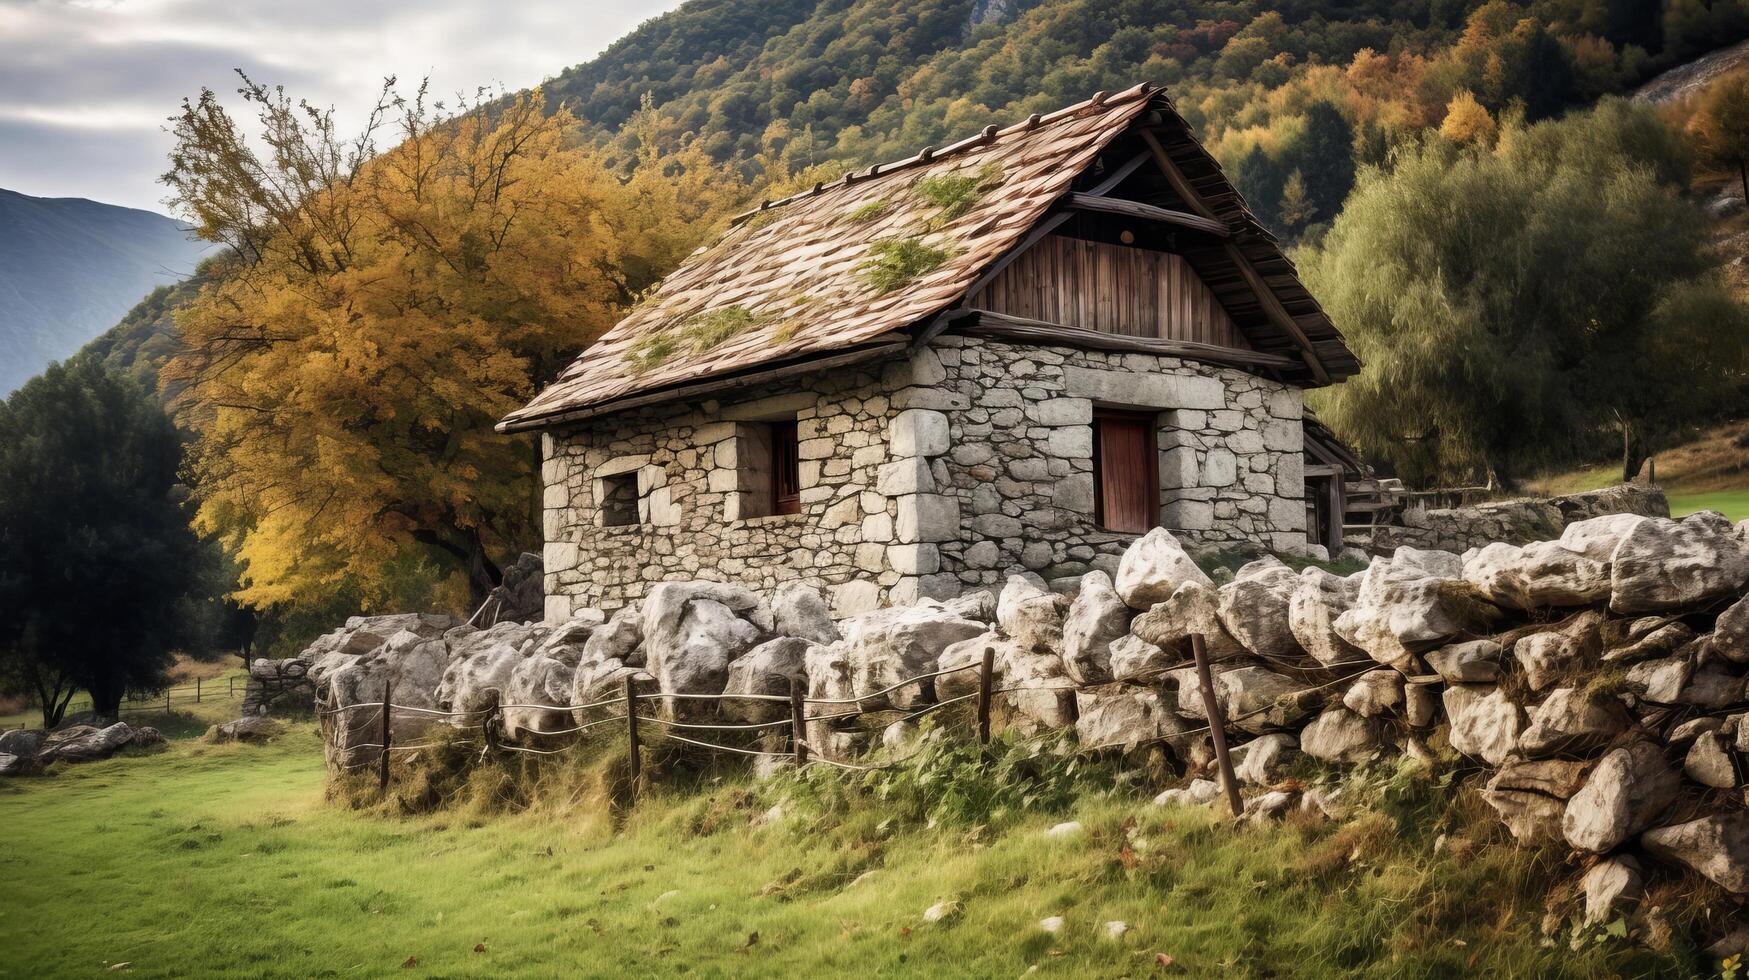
[0, 0, 682, 211]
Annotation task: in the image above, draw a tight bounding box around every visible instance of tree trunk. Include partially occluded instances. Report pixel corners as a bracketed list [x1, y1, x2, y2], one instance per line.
[28, 663, 74, 729]
[86, 676, 123, 725]
[1739, 158, 1747, 203]
[1621, 422, 1648, 484]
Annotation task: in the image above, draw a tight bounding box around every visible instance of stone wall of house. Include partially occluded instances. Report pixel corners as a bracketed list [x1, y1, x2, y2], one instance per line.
[539, 336, 1308, 619]
[919, 336, 1307, 598]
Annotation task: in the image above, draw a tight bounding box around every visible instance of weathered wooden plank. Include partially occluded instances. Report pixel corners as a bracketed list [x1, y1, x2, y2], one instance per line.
[952, 310, 1298, 370]
[1064, 192, 1229, 236]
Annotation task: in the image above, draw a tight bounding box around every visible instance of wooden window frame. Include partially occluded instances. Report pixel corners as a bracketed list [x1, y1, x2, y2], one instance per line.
[1091, 409, 1159, 533]
[769, 420, 801, 516]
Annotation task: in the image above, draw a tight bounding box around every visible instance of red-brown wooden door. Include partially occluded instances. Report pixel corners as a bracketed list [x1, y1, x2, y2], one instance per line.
[1093, 411, 1158, 533]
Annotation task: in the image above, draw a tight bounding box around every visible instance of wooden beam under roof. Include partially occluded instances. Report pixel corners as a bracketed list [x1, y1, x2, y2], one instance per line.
[951, 310, 1298, 371]
[1139, 125, 1332, 385]
[1063, 192, 1228, 236]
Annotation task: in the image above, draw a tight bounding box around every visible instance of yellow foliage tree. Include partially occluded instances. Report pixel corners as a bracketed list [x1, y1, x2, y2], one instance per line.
[1440, 91, 1497, 146]
[162, 76, 749, 611]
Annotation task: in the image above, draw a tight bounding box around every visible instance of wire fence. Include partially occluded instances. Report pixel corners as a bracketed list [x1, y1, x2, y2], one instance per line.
[319, 635, 1372, 816]
[6, 677, 245, 729]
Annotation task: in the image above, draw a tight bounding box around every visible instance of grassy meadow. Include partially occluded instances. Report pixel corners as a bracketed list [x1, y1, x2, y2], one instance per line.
[0, 718, 1714, 979]
[1529, 421, 1749, 522]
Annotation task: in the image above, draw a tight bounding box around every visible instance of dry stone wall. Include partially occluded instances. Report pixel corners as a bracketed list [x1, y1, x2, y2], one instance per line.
[1362, 484, 1670, 555]
[540, 336, 1308, 619]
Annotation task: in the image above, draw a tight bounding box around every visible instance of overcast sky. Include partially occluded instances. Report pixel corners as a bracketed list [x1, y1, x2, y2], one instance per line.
[0, 0, 684, 214]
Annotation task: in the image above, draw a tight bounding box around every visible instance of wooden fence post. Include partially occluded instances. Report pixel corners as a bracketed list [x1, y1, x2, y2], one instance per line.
[196, 678, 201, 703]
[378, 681, 392, 792]
[1191, 633, 1244, 819]
[789, 675, 809, 767]
[976, 646, 995, 746]
[165, 690, 171, 713]
[623, 676, 642, 802]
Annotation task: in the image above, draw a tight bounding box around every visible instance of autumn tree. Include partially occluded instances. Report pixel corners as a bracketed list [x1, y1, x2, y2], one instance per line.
[162, 75, 747, 614]
[1698, 71, 1749, 200]
[1440, 91, 1497, 146]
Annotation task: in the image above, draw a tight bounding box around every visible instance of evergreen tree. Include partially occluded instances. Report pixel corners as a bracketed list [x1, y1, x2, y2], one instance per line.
[1234, 143, 1287, 232]
[1288, 102, 1356, 222]
[0, 359, 199, 725]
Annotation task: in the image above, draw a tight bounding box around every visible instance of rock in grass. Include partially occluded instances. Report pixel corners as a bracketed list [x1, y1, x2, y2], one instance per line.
[1038, 916, 1066, 933]
[922, 900, 961, 923]
[1582, 856, 1643, 926]
[1642, 813, 1749, 894]
[1045, 821, 1085, 838]
[1231, 733, 1297, 785]
[1563, 740, 1680, 853]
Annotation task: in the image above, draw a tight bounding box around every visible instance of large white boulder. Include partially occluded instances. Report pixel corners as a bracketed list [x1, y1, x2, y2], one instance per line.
[583, 605, 644, 666]
[1299, 707, 1380, 763]
[1114, 528, 1211, 609]
[642, 594, 764, 718]
[1425, 639, 1502, 684]
[1462, 540, 1610, 610]
[1608, 513, 1749, 614]
[1287, 566, 1364, 668]
[501, 655, 578, 737]
[1481, 759, 1590, 843]
[1216, 666, 1319, 733]
[1074, 684, 1181, 753]
[1216, 557, 1306, 665]
[1107, 634, 1173, 682]
[1563, 740, 1680, 853]
[997, 574, 1068, 655]
[1642, 813, 1749, 893]
[1714, 592, 1749, 664]
[1444, 685, 1524, 766]
[1516, 688, 1630, 758]
[772, 581, 840, 644]
[1334, 548, 1503, 671]
[1061, 570, 1130, 685]
[722, 637, 816, 723]
[1129, 580, 1245, 660]
[1341, 669, 1404, 718]
[841, 601, 986, 709]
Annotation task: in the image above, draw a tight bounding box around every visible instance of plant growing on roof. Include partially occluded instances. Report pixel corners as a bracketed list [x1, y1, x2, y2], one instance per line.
[845, 197, 891, 223]
[678, 305, 764, 352]
[914, 163, 1004, 225]
[860, 238, 951, 293]
[622, 330, 679, 373]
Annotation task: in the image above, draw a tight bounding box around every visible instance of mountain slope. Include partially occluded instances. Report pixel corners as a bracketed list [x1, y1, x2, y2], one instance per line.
[0, 188, 210, 395]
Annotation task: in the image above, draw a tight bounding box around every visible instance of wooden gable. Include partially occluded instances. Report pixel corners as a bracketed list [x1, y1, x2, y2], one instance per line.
[966, 234, 1247, 350]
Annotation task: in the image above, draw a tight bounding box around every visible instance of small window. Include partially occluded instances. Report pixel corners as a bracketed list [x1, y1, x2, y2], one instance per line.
[599, 472, 639, 527]
[771, 421, 800, 515]
[1093, 410, 1158, 533]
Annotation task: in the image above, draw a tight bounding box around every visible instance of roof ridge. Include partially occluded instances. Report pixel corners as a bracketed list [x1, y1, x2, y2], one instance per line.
[728, 81, 1160, 227]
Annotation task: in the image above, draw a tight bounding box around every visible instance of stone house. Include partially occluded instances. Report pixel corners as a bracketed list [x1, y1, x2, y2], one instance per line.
[500, 83, 1360, 620]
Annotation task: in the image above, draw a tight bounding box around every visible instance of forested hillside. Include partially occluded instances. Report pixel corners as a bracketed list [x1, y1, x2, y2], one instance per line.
[0, 189, 209, 395]
[551, 0, 1749, 236]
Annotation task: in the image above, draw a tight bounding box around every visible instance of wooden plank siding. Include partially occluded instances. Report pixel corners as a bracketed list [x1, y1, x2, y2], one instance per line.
[967, 235, 1248, 349]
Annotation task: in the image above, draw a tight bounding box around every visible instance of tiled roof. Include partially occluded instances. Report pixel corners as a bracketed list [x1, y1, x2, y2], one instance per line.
[501, 82, 1354, 432]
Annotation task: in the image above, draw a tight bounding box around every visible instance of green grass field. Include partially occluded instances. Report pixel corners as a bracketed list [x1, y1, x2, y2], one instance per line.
[0, 722, 1709, 979]
[1529, 421, 1749, 522]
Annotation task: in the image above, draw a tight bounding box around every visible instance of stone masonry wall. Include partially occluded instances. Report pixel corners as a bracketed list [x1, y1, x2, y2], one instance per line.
[540, 336, 1307, 620]
[916, 336, 1307, 598]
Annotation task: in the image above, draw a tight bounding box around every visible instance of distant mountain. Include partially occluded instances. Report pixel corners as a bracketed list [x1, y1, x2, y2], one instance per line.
[0, 189, 211, 395]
